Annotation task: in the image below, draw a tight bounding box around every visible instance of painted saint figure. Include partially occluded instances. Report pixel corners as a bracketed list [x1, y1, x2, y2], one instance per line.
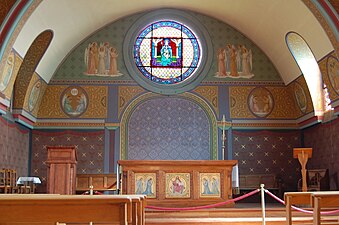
[143, 178, 153, 195]
[135, 177, 143, 194]
[172, 176, 184, 194]
[160, 38, 173, 66]
[211, 177, 219, 194]
[202, 178, 212, 194]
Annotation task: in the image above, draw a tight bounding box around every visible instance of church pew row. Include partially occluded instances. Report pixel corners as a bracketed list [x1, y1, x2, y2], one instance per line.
[0, 194, 146, 225]
[284, 191, 339, 225]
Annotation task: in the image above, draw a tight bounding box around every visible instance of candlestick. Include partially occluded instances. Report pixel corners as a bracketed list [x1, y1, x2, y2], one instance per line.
[116, 163, 120, 192]
[222, 115, 226, 160]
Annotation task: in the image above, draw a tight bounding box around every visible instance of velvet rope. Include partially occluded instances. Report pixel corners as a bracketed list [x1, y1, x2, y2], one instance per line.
[81, 191, 104, 195]
[265, 189, 339, 215]
[145, 189, 260, 211]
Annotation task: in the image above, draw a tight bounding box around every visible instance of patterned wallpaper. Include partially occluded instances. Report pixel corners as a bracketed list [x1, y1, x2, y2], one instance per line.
[118, 85, 146, 118]
[303, 117, 339, 190]
[0, 0, 16, 25]
[230, 85, 301, 119]
[1, 50, 22, 100]
[37, 85, 108, 119]
[319, 52, 339, 104]
[193, 86, 219, 117]
[31, 130, 105, 193]
[52, 10, 280, 83]
[13, 30, 53, 110]
[0, 116, 30, 178]
[288, 75, 314, 118]
[233, 130, 302, 190]
[23, 72, 47, 118]
[127, 97, 211, 160]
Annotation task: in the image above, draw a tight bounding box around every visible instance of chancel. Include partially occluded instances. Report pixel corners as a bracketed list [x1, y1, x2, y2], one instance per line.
[0, 1, 338, 225]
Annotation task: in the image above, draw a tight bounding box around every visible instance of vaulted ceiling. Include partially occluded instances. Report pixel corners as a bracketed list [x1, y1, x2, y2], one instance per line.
[7, 0, 339, 84]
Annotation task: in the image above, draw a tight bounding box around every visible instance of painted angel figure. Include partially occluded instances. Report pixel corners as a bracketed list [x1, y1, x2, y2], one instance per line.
[241, 45, 252, 75]
[217, 48, 227, 77]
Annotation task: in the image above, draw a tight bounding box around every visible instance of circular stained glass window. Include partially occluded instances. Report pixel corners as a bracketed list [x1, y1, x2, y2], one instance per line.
[134, 20, 201, 85]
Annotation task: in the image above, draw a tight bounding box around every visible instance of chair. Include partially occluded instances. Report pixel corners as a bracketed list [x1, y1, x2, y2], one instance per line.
[0, 169, 7, 193]
[0, 169, 12, 193]
[10, 169, 20, 193]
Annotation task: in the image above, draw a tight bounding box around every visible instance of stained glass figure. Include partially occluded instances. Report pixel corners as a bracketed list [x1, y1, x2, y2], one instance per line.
[134, 20, 201, 84]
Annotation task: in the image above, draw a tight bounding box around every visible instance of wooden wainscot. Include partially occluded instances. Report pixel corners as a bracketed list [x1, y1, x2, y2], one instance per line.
[76, 173, 117, 194]
[118, 160, 238, 208]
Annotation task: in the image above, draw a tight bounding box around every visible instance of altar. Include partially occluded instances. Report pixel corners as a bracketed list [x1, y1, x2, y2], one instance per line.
[118, 160, 238, 207]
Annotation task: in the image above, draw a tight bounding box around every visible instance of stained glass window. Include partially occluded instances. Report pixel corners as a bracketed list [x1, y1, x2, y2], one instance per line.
[134, 20, 201, 85]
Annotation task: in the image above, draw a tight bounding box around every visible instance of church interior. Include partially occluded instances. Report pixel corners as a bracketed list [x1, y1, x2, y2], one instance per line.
[0, 0, 338, 224]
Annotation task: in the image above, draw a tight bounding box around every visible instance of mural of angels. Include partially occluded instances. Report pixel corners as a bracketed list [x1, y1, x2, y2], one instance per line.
[84, 42, 122, 77]
[215, 44, 254, 79]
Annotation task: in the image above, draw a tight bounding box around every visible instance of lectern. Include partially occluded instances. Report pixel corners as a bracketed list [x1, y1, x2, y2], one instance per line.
[293, 148, 312, 192]
[46, 146, 77, 194]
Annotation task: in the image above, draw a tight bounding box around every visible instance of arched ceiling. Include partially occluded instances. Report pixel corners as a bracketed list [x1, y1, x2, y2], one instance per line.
[13, 0, 335, 85]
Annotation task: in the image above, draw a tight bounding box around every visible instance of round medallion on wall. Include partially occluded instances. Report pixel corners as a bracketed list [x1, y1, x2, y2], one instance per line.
[293, 82, 307, 113]
[326, 55, 339, 95]
[28, 80, 42, 112]
[123, 9, 213, 95]
[248, 87, 274, 118]
[60, 86, 88, 117]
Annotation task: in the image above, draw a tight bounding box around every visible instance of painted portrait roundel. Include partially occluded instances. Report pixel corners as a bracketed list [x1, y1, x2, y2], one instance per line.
[248, 87, 274, 118]
[60, 86, 88, 117]
[134, 20, 201, 85]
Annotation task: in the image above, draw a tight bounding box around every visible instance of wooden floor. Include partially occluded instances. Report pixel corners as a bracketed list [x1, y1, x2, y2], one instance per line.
[145, 203, 339, 225]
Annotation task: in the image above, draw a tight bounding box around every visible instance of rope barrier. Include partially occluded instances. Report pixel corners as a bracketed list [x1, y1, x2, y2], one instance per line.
[145, 189, 260, 211]
[265, 189, 339, 215]
[81, 190, 104, 195]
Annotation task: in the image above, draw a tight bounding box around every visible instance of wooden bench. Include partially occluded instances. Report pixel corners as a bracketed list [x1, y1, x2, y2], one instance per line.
[239, 174, 282, 197]
[284, 191, 339, 225]
[312, 191, 339, 225]
[0, 194, 146, 225]
[76, 173, 117, 194]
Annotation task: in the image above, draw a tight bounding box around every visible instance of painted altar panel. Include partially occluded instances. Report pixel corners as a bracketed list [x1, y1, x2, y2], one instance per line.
[119, 160, 237, 207]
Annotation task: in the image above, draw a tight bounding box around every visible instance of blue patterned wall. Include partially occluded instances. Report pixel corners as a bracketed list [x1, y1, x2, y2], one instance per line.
[127, 97, 211, 160]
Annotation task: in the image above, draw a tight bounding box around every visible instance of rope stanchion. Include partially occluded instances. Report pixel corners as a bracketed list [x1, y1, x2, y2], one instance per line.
[145, 188, 260, 211]
[265, 189, 339, 215]
[260, 184, 266, 225]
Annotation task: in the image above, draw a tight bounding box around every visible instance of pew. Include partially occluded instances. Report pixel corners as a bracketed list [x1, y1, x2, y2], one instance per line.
[113, 195, 147, 225]
[284, 191, 339, 225]
[0, 194, 145, 225]
[284, 192, 312, 225]
[311, 191, 339, 225]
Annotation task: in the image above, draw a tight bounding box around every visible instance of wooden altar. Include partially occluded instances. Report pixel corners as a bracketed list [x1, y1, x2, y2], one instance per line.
[118, 160, 238, 207]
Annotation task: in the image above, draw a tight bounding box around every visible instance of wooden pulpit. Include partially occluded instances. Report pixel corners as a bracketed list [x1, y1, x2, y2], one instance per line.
[293, 148, 312, 192]
[46, 146, 77, 194]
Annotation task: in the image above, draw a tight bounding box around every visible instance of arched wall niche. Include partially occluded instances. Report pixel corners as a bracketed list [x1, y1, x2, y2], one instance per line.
[120, 92, 218, 160]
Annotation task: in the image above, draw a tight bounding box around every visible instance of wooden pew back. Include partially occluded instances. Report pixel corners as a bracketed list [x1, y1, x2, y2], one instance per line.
[0, 194, 133, 225]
